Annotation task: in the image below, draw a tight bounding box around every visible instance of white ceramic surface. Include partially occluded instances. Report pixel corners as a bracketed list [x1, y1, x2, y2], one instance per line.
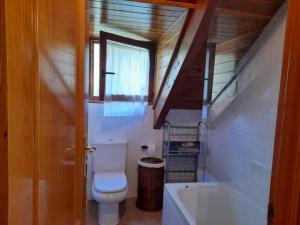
[92, 138, 128, 225]
[163, 182, 266, 225]
[92, 138, 128, 173]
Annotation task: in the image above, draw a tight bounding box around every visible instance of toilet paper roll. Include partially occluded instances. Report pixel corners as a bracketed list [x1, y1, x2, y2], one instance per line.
[147, 145, 156, 157]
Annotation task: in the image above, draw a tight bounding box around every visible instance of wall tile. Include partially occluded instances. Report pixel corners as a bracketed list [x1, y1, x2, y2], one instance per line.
[207, 5, 287, 215]
[88, 104, 201, 199]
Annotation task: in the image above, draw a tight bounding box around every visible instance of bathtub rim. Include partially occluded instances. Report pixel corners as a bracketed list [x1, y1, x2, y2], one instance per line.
[165, 182, 219, 225]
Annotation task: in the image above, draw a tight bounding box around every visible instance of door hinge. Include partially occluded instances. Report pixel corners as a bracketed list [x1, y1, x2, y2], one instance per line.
[268, 202, 275, 225]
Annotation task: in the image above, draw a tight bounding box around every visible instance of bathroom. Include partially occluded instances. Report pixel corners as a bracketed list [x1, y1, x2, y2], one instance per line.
[3, 0, 300, 224]
[85, 1, 288, 225]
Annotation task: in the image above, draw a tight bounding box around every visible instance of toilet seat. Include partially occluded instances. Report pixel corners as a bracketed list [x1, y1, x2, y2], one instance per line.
[93, 172, 127, 193]
[92, 172, 128, 204]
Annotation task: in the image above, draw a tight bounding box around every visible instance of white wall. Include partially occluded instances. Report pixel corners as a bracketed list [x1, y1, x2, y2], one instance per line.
[88, 103, 201, 198]
[166, 109, 203, 126]
[207, 4, 287, 216]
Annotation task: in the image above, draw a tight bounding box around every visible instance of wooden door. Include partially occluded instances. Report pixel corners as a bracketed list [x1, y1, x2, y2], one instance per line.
[0, 0, 88, 224]
[36, 0, 78, 223]
[2, 1, 37, 225]
[36, 0, 88, 224]
[269, 0, 300, 224]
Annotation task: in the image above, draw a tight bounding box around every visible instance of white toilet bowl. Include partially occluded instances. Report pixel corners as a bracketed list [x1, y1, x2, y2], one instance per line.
[92, 171, 128, 225]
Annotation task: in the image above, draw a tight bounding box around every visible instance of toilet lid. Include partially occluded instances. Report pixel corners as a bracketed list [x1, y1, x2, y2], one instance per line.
[94, 172, 127, 193]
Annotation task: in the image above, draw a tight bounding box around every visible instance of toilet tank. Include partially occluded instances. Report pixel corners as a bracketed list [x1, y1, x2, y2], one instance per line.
[92, 138, 127, 173]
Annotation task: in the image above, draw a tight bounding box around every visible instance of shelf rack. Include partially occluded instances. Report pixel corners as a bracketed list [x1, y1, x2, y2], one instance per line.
[162, 121, 208, 183]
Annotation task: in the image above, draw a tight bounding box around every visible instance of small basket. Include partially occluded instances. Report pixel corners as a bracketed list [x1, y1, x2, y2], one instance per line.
[136, 157, 165, 211]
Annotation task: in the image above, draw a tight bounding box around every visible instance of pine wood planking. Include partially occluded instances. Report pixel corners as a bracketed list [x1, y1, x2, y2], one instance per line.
[127, 0, 196, 9]
[208, 0, 284, 103]
[89, 0, 188, 40]
[153, 11, 190, 106]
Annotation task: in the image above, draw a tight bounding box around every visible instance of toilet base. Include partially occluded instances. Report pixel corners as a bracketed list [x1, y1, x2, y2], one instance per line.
[98, 202, 120, 225]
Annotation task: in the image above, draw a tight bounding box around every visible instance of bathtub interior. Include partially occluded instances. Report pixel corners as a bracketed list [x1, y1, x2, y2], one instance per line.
[177, 183, 266, 225]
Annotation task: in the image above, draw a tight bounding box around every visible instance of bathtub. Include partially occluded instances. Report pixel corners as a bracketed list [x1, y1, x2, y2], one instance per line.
[162, 182, 266, 225]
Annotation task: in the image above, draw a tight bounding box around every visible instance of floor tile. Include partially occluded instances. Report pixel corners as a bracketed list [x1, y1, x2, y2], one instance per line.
[86, 198, 162, 225]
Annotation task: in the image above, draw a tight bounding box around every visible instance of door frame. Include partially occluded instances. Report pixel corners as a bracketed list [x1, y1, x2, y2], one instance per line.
[0, 0, 8, 224]
[75, 0, 89, 224]
[269, 0, 300, 224]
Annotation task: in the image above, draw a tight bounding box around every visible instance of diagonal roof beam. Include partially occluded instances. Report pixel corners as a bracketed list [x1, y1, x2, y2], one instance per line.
[153, 0, 220, 128]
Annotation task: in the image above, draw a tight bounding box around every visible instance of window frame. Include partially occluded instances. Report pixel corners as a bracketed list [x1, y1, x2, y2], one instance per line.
[89, 38, 100, 101]
[89, 31, 156, 104]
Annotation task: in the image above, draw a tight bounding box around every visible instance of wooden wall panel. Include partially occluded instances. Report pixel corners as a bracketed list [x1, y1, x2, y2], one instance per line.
[5, 1, 36, 225]
[154, 12, 188, 100]
[0, 1, 8, 224]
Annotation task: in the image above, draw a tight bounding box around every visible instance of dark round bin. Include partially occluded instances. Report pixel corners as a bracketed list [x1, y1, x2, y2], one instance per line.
[136, 157, 165, 211]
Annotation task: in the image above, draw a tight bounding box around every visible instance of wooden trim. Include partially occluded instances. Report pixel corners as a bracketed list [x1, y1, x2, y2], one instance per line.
[74, 0, 88, 223]
[206, 43, 216, 104]
[100, 31, 155, 49]
[153, 10, 192, 108]
[0, 0, 8, 223]
[148, 45, 156, 105]
[269, 1, 300, 225]
[99, 33, 107, 101]
[96, 31, 156, 103]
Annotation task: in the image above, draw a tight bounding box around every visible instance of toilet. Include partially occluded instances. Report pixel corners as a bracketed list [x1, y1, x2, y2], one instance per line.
[92, 138, 128, 225]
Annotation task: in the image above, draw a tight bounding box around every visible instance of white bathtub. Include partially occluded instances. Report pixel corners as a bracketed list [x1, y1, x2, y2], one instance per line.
[163, 182, 267, 225]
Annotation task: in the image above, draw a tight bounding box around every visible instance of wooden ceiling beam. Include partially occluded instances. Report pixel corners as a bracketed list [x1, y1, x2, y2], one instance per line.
[153, 0, 219, 129]
[128, 0, 197, 9]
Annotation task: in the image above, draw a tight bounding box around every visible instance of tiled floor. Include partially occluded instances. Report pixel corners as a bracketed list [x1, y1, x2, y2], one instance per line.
[86, 199, 162, 225]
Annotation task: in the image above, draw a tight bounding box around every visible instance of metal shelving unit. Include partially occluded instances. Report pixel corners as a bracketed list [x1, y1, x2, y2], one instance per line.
[162, 121, 208, 183]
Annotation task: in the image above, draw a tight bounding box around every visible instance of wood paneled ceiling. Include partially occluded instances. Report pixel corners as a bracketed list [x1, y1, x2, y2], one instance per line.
[89, 0, 188, 41]
[208, 0, 285, 101]
[87, 0, 286, 128]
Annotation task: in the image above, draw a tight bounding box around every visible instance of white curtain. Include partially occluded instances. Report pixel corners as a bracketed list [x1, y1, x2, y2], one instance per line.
[104, 40, 149, 117]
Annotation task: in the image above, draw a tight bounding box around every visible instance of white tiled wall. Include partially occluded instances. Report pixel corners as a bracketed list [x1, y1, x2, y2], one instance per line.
[207, 4, 287, 214]
[166, 109, 202, 126]
[88, 103, 201, 198]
